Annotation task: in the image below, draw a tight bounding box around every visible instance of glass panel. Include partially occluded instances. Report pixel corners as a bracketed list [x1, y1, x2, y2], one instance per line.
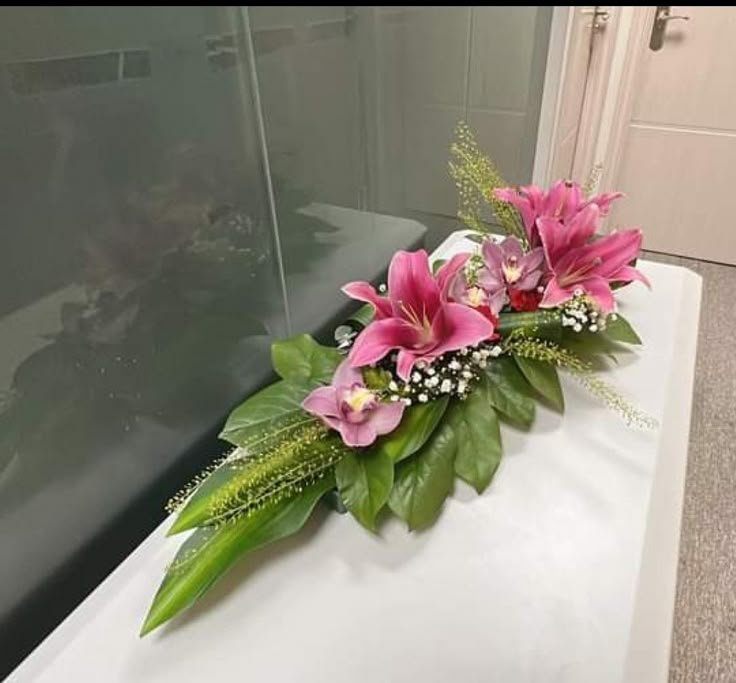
[0, 6, 288, 672]
[249, 6, 553, 258]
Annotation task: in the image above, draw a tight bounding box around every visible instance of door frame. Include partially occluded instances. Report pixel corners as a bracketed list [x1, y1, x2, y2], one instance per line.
[532, 6, 571, 186]
[595, 7, 657, 194]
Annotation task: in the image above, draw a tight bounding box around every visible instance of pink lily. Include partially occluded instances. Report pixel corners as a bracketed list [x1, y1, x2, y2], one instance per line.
[302, 360, 404, 447]
[343, 250, 494, 380]
[494, 180, 623, 247]
[537, 207, 649, 313]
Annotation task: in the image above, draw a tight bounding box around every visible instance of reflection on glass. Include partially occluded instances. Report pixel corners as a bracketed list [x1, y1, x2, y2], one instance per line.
[0, 5, 553, 676]
[0, 7, 307, 672]
[250, 6, 552, 250]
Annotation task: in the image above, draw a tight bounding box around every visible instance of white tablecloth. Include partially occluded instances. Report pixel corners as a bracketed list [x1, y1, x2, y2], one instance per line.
[9, 231, 702, 683]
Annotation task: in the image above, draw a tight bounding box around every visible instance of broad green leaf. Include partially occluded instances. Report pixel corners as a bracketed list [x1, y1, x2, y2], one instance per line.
[141, 476, 334, 636]
[448, 377, 503, 493]
[604, 314, 642, 345]
[484, 357, 536, 429]
[498, 310, 562, 342]
[388, 420, 456, 530]
[514, 356, 565, 412]
[219, 380, 307, 447]
[271, 334, 341, 387]
[374, 397, 449, 463]
[335, 449, 394, 531]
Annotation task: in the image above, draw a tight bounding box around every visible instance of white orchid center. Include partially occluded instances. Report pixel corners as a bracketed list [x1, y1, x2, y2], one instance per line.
[502, 256, 522, 284]
[345, 386, 376, 412]
[465, 286, 487, 308]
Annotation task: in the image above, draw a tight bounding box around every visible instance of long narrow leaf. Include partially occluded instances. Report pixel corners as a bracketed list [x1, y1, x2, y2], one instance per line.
[141, 476, 334, 636]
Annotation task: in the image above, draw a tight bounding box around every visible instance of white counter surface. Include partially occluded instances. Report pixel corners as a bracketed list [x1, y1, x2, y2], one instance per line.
[9, 232, 702, 683]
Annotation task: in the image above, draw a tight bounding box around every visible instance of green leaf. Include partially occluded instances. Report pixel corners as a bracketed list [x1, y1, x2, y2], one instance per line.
[335, 449, 394, 530]
[431, 258, 447, 274]
[604, 314, 642, 345]
[514, 356, 565, 412]
[170, 431, 347, 534]
[388, 420, 456, 530]
[448, 377, 503, 493]
[141, 476, 334, 636]
[484, 357, 536, 429]
[271, 334, 341, 387]
[560, 329, 627, 369]
[219, 380, 307, 447]
[347, 304, 375, 329]
[374, 397, 449, 463]
[498, 310, 563, 342]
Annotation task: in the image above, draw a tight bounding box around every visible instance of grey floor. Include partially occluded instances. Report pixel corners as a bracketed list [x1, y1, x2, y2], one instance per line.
[643, 251, 736, 683]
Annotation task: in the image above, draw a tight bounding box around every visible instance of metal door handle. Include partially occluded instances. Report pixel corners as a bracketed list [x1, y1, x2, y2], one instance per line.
[650, 6, 691, 51]
[581, 7, 611, 31]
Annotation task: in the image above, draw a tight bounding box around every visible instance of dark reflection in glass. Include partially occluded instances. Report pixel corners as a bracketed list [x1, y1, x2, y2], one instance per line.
[0, 6, 300, 674]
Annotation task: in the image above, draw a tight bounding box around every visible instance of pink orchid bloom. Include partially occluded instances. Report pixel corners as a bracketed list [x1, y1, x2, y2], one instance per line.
[343, 250, 494, 380]
[302, 360, 404, 447]
[448, 237, 544, 315]
[494, 180, 623, 247]
[473, 236, 545, 314]
[537, 204, 649, 313]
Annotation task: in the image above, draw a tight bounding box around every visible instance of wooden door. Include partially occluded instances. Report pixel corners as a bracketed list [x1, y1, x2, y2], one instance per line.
[608, 6, 736, 264]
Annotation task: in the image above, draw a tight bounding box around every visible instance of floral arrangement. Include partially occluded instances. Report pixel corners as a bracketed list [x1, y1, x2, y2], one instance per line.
[140, 124, 653, 635]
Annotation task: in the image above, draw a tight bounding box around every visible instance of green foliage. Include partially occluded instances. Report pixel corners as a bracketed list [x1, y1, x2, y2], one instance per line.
[362, 367, 393, 392]
[347, 304, 375, 329]
[271, 334, 342, 388]
[604, 314, 642, 345]
[449, 121, 527, 243]
[373, 398, 449, 463]
[514, 356, 565, 412]
[141, 476, 334, 636]
[388, 420, 457, 531]
[497, 310, 563, 342]
[484, 357, 536, 429]
[169, 428, 347, 533]
[219, 381, 307, 448]
[431, 258, 447, 274]
[448, 376, 503, 493]
[335, 449, 394, 531]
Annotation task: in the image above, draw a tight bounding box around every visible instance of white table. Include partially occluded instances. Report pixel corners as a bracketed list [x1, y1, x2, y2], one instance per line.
[8, 232, 702, 683]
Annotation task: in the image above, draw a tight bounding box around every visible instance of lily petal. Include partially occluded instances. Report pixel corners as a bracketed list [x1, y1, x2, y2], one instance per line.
[396, 349, 419, 381]
[436, 252, 471, 299]
[494, 188, 536, 232]
[348, 317, 419, 369]
[582, 229, 643, 278]
[540, 278, 575, 309]
[587, 191, 624, 216]
[388, 249, 441, 321]
[429, 302, 495, 357]
[612, 264, 651, 288]
[342, 281, 392, 319]
[581, 276, 616, 313]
